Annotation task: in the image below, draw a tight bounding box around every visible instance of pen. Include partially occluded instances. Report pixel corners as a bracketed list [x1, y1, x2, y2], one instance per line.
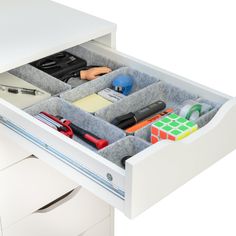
[0, 84, 44, 96]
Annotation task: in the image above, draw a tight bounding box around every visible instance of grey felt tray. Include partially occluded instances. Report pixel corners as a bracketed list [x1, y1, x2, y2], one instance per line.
[15, 45, 222, 167]
[64, 45, 124, 88]
[25, 97, 126, 151]
[95, 81, 199, 123]
[10, 64, 71, 96]
[61, 66, 159, 106]
[98, 136, 151, 169]
[194, 98, 220, 128]
[134, 98, 219, 142]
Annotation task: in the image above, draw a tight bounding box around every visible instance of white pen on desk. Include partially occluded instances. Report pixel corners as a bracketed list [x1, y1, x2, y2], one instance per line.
[0, 84, 44, 96]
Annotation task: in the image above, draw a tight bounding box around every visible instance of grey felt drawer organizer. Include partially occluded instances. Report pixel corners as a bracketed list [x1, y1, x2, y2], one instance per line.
[65, 46, 124, 88]
[99, 136, 151, 168]
[9, 64, 71, 96]
[16, 45, 220, 169]
[25, 97, 125, 151]
[61, 66, 159, 110]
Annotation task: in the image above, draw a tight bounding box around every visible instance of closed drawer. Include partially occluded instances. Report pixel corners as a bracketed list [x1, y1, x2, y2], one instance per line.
[0, 41, 235, 219]
[80, 217, 113, 236]
[4, 187, 111, 236]
[0, 156, 77, 229]
[0, 134, 31, 170]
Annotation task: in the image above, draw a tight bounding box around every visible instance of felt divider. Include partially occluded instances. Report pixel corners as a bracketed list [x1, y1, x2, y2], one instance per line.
[194, 98, 220, 128]
[95, 81, 199, 123]
[61, 66, 159, 105]
[25, 97, 126, 151]
[67, 45, 123, 70]
[134, 97, 220, 142]
[65, 45, 124, 88]
[10, 64, 71, 96]
[98, 136, 151, 168]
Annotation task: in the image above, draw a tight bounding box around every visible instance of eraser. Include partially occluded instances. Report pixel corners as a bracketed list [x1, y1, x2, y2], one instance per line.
[98, 88, 126, 103]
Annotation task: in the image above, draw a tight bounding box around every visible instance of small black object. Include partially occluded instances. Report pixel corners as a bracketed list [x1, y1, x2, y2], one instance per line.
[121, 156, 132, 168]
[8, 88, 18, 94]
[31, 51, 87, 82]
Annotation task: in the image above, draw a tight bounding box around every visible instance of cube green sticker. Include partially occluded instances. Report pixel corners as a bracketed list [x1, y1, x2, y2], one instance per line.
[162, 117, 171, 123]
[186, 121, 195, 127]
[178, 125, 188, 131]
[171, 129, 181, 135]
[163, 125, 172, 132]
[168, 113, 178, 119]
[170, 121, 179, 127]
[177, 117, 186, 123]
[155, 121, 164, 127]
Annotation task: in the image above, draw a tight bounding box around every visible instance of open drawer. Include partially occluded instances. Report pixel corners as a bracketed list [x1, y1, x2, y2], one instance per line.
[0, 0, 236, 218]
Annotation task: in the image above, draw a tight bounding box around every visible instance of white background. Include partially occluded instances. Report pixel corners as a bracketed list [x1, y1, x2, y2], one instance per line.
[54, 1, 236, 235]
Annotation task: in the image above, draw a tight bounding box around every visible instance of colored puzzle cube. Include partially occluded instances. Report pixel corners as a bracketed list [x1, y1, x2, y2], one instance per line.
[151, 113, 198, 144]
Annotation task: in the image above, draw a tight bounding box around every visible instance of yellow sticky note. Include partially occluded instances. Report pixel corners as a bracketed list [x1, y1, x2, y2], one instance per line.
[73, 94, 112, 113]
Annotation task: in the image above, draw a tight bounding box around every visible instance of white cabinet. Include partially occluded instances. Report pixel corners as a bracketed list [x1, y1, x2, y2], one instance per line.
[0, 156, 77, 229]
[81, 217, 114, 236]
[4, 187, 112, 236]
[0, 0, 235, 226]
[0, 133, 31, 170]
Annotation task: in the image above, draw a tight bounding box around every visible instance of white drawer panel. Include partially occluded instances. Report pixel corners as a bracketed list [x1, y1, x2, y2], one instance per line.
[81, 217, 113, 236]
[0, 156, 77, 229]
[0, 42, 235, 219]
[0, 131, 31, 170]
[4, 187, 111, 236]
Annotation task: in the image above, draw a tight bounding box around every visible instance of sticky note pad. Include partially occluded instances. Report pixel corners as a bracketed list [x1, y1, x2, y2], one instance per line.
[151, 113, 198, 144]
[0, 73, 51, 109]
[73, 94, 112, 113]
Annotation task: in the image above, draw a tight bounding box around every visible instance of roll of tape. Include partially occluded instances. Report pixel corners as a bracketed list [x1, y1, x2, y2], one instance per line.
[180, 103, 202, 121]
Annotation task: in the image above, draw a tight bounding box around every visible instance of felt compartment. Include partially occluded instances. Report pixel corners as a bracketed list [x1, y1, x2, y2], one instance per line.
[135, 97, 220, 142]
[194, 98, 221, 128]
[10, 64, 71, 96]
[95, 81, 199, 123]
[64, 45, 124, 88]
[98, 136, 151, 168]
[25, 97, 126, 151]
[61, 66, 159, 105]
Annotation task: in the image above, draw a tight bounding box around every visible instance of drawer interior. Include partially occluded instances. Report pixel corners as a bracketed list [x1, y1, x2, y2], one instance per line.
[3, 42, 226, 171]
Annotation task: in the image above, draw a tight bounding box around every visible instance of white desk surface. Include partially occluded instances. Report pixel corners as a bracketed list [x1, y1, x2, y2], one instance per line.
[0, 0, 116, 73]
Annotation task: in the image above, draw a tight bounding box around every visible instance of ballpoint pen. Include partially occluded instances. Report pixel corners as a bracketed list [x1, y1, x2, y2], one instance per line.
[0, 84, 44, 96]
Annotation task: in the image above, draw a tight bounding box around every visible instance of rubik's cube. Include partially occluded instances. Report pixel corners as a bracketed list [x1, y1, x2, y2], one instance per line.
[151, 113, 198, 144]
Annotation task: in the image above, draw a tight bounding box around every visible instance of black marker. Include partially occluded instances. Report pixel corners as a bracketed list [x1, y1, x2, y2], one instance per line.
[111, 101, 166, 129]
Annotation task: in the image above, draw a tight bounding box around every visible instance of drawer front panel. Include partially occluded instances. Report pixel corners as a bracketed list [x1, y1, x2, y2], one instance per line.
[0, 156, 77, 229]
[0, 133, 31, 171]
[81, 217, 113, 236]
[125, 98, 236, 217]
[4, 187, 111, 236]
